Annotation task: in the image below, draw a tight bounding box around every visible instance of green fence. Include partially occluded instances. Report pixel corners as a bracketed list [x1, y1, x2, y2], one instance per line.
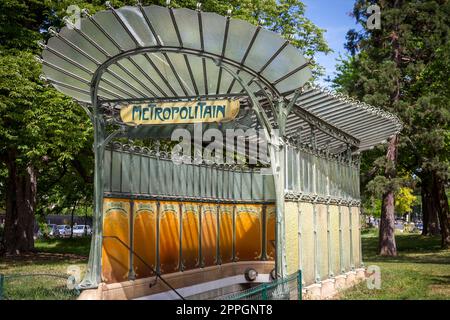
[0, 273, 79, 300]
[221, 271, 302, 300]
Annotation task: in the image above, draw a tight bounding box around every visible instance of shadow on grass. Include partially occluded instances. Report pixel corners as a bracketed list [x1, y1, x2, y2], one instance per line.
[35, 237, 91, 256]
[3, 276, 79, 300]
[362, 233, 449, 265]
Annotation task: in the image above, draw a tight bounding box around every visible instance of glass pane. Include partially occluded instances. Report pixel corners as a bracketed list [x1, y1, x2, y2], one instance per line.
[52, 84, 90, 103]
[80, 17, 120, 56]
[42, 47, 94, 81]
[116, 6, 158, 47]
[164, 52, 196, 96]
[205, 58, 220, 95]
[115, 58, 165, 97]
[98, 78, 134, 99]
[92, 11, 136, 51]
[140, 156, 149, 194]
[143, 5, 179, 47]
[45, 35, 98, 73]
[42, 64, 89, 93]
[106, 64, 150, 97]
[225, 19, 258, 63]
[261, 44, 308, 82]
[275, 67, 312, 94]
[121, 153, 131, 193]
[130, 54, 173, 97]
[244, 27, 285, 72]
[59, 25, 107, 64]
[201, 12, 227, 55]
[173, 8, 201, 50]
[147, 52, 185, 96]
[186, 55, 205, 95]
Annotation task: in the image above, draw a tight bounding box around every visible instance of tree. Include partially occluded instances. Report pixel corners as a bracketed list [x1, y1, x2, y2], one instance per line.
[1, 0, 330, 253]
[395, 187, 417, 217]
[333, 0, 450, 251]
[0, 52, 92, 253]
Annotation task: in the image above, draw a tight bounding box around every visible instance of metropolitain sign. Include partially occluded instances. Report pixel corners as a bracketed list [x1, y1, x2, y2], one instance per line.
[120, 99, 240, 125]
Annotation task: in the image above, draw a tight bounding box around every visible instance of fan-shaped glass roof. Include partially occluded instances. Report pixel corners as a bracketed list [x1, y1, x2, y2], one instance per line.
[40, 4, 402, 153]
[40, 4, 312, 104]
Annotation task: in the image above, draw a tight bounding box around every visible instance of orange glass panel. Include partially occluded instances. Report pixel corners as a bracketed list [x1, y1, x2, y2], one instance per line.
[265, 205, 276, 260]
[181, 203, 199, 270]
[219, 205, 234, 263]
[159, 202, 180, 274]
[102, 198, 130, 283]
[133, 200, 157, 279]
[235, 204, 262, 261]
[201, 204, 217, 267]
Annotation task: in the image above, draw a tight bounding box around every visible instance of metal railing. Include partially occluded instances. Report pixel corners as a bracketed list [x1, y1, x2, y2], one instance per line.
[220, 271, 302, 300]
[102, 235, 185, 300]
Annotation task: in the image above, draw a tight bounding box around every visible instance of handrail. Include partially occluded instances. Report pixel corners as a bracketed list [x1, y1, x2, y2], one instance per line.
[103, 235, 185, 300]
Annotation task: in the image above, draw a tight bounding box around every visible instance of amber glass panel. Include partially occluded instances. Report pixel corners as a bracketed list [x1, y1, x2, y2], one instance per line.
[219, 205, 234, 263]
[133, 200, 157, 279]
[235, 204, 262, 261]
[159, 202, 180, 274]
[201, 204, 217, 267]
[181, 203, 199, 270]
[265, 205, 276, 260]
[102, 198, 130, 283]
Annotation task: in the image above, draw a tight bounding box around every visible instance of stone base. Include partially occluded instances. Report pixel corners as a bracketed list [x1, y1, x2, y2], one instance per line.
[355, 268, 366, 280]
[304, 283, 322, 300]
[302, 269, 366, 300]
[345, 271, 357, 287]
[320, 279, 336, 298]
[334, 275, 347, 291]
[78, 265, 366, 300]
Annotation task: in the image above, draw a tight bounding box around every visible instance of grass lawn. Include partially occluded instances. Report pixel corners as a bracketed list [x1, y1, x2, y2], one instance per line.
[339, 230, 450, 300]
[0, 237, 89, 300]
[1, 232, 449, 300]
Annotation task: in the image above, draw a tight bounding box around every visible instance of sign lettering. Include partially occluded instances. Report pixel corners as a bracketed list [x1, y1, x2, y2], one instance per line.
[120, 100, 240, 125]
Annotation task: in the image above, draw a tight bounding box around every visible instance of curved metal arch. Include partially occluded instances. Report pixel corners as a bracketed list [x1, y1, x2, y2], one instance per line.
[90, 45, 284, 109]
[79, 41, 287, 289]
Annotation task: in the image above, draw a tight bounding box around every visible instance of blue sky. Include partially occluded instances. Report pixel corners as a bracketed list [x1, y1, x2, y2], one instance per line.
[302, 0, 362, 86]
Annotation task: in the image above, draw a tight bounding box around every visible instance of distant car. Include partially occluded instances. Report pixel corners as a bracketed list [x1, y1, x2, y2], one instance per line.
[47, 224, 60, 237]
[57, 225, 71, 237]
[72, 225, 92, 237]
[394, 222, 404, 232]
[415, 222, 423, 232]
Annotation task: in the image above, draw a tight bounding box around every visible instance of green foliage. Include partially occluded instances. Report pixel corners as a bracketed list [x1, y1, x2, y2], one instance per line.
[333, 0, 450, 214]
[340, 233, 450, 300]
[0, 50, 93, 217]
[0, 0, 331, 221]
[0, 0, 48, 52]
[395, 187, 418, 216]
[362, 197, 382, 218]
[0, 52, 91, 167]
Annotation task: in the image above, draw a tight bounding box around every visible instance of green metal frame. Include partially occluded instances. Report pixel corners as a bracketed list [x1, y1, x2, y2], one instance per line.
[221, 270, 302, 300]
[78, 47, 303, 289]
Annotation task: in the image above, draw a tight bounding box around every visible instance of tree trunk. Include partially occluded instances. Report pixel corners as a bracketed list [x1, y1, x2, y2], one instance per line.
[378, 135, 398, 256]
[432, 172, 450, 248]
[421, 172, 440, 235]
[70, 204, 75, 239]
[4, 150, 37, 254]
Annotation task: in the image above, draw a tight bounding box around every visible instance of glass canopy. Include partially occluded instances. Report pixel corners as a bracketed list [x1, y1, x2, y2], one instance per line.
[40, 4, 402, 154]
[41, 4, 312, 104]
